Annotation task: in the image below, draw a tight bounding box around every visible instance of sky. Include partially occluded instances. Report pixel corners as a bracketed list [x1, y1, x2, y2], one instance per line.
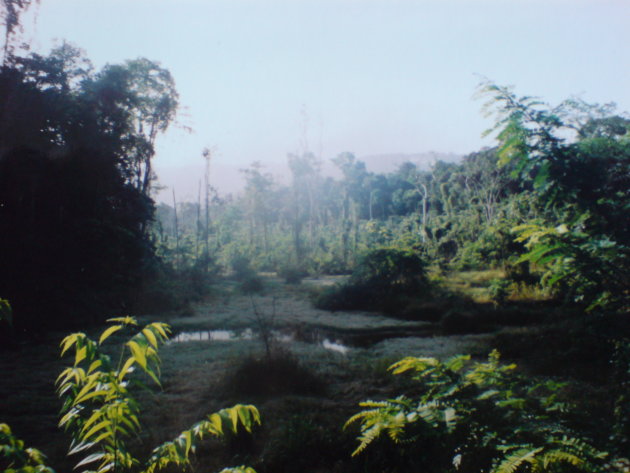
[20, 0, 630, 201]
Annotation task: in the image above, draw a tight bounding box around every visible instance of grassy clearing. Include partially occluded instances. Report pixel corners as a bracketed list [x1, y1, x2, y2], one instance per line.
[437, 269, 505, 303]
[435, 269, 553, 305]
[1, 273, 615, 472]
[0, 275, 493, 472]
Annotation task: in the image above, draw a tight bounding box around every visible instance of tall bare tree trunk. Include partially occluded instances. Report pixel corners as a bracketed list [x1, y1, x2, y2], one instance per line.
[172, 189, 180, 270]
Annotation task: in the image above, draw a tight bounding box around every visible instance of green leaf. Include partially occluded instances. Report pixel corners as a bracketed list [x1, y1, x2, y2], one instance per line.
[127, 340, 147, 370]
[444, 354, 471, 372]
[118, 357, 136, 381]
[142, 328, 158, 348]
[207, 413, 224, 436]
[183, 430, 192, 455]
[60, 333, 81, 358]
[71, 378, 98, 406]
[99, 325, 123, 345]
[0, 299, 13, 327]
[493, 447, 543, 473]
[477, 389, 500, 400]
[75, 389, 109, 404]
[90, 430, 114, 445]
[227, 406, 239, 432]
[74, 452, 105, 468]
[87, 360, 102, 374]
[75, 346, 88, 365]
[82, 420, 112, 442]
[389, 357, 439, 375]
[107, 316, 137, 326]
[150, 322, 171, 340]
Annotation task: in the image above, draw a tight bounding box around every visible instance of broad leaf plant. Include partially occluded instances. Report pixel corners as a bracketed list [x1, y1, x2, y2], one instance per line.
[56, 316, 260, 473]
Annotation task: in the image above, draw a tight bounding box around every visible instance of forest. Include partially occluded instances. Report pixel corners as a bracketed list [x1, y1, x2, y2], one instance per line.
[1, 2, 629, 473]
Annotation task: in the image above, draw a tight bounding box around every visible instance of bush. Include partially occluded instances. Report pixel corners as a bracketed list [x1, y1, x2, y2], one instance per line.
[346, 350, 613, 473]
[134, 257, 216, 314]
[229, 253, 264, 293]
[488, 278, 511, 305]
[277, 265, 307, 285]
[315, 247, 430, 312]
[240, 274, 264, 294]
[261, 401, 356, 473]
[231, 253, 255, 280]
[505, 259, 538, 285]
[228, 353, 325, 399]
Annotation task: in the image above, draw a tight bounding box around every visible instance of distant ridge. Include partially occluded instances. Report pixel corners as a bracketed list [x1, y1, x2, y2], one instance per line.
[358, 151, 463, 174]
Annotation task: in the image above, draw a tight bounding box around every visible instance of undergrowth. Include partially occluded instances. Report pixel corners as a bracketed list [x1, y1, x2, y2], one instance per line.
[346, 350, 622, 473]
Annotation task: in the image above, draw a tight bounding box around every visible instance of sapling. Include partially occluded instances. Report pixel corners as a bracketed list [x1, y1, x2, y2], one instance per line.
[56, 316, 260, 473]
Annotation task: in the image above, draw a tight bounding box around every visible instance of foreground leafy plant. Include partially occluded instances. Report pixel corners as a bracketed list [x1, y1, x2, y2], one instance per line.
[0, 423, 54, 473]
[56, 316, 260, 473]
[346, 350, 614, 473]
[513, 220, 628, 312]
[0, 298, 12, 326]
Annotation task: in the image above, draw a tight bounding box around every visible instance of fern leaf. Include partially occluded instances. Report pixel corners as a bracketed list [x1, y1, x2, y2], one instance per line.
[493, 447, 543, 473]
[389, 357, 439, 375]
[540, 449, 583, 469]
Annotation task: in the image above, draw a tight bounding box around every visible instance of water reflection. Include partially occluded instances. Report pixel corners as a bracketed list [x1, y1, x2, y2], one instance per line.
[321, 339, 349, 354]
[171, 329, 254, 343]
[170, 329, 350, 355]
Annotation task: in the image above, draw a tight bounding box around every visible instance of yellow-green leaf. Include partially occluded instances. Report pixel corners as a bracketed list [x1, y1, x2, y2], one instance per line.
[107, 316, 137, 326]
[142, 328, 158, 348]
[99, 325, 123, 345]
[87, 360, 103, 374]
[82, 420, 112, 442]
[118, 357, 136, 381]
[127, 341, 147, 370]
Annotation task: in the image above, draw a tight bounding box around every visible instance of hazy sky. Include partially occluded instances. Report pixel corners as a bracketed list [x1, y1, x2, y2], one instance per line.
[22, 0, 630, 198]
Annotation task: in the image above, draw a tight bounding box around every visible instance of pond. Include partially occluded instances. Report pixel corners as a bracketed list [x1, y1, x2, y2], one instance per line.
[170, 328, 351, 354]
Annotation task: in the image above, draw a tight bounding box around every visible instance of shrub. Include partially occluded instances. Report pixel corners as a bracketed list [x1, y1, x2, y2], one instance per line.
[488, 278, 511, 305]
[240, 274, 264, 294]
[0, 423, 54, 473]
[277, 265, 307, 285]
[230, 254, 255, 281]
[315, 247, 430, 312]
[505, 259, 538, 286]
[346, 350, 613, 473]
[227, 353, 325, 399]
[135, 259, 216, 314]
[261, 402, 354, 473]
[229, 254, 264, 293]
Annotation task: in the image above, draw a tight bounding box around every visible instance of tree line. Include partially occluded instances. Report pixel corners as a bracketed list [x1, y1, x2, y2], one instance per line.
[0, 3, 179, 334]
[155, 86, 630, 313]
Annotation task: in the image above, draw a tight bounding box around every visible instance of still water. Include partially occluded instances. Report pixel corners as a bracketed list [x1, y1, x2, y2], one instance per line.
[170, 328, 350, 354]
